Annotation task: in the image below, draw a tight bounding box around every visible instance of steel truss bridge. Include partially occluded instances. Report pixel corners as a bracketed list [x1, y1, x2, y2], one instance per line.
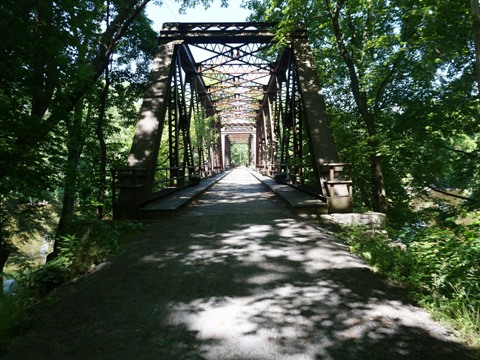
[112, 22, 352, 219]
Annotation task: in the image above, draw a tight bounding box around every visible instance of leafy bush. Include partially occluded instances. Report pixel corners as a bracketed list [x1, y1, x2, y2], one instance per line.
[342, 227, 412, 284]
[24, 220, 142, 295]
[403, 225, 479, 301]
[0, 294, 30, 355]
[340, 213, 480, 348]
[0, 220, 142, 354]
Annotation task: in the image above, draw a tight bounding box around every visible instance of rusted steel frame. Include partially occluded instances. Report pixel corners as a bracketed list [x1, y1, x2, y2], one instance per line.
[289, 57, 298, 182]
[168, 47, 181, 186]
[202, 65, 271, 75]
[193, 94, 206, 177]
[167, 46, 193, 186]
[177, 47, 198, 177]
[250, 134, 256, 166]
[224, 135, 231, 168]
[279, 48, 294, 175]
[259, 102, 273, 170]
[256, 45, 302, 183]
[256, 45, 293, 176]
[255, 110, 265, 168]
[181, 75, 195, 175]
[207, 85, 264, 94]
[119, 22, 349, 219]
[263, 74, 280, 174]
[215, 94, 263, 106]
[292, 39, 344, 205]
[196, 43, 272, 69]
[266, 96, 277, 174]
[190, 41, 273, 128]
[204, 73, 271, 90]
[159, 22, 277, 44]
[211, 120, 222, 169]
[274, 77, 283, 172]
[177, 48, 191, 176]
[261, 108, 268, 169]
[152, 166, 190, 190]
[177, 44, 216, 115]
[205, 74, 270, 91]
[170, 43, 213, 182]
[163, 22, 275, 33]
[179, 40, 215, 175]
[291, 62, 303, 185]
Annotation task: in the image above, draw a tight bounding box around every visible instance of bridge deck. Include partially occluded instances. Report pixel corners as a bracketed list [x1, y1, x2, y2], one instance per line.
[140, 168, 328, 219]
[140, 171, 230, 218]
[5, 169, 473, 359]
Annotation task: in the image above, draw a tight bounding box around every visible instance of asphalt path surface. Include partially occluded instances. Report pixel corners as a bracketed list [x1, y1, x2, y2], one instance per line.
[3, 168, 476, 359]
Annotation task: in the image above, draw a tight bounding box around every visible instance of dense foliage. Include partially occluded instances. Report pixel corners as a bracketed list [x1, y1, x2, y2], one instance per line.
[230, 143, 249, 166]
[242, 0, 480, 350]
[0, 220, 142, 354]
[0, 0, 157, 277]
[245, 0, 480, 223]
[342, 211, 480, 347]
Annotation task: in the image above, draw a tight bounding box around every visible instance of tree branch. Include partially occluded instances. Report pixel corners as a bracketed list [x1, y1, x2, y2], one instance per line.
[327, 0, 372, 130]
[444, 145, 480, 158]
[373, 49, 404, 116]
[29, 0, 151, 147]
[373, 7, 425, 116]
[471, 0, 480, 95]
[427, 185, 480, 204]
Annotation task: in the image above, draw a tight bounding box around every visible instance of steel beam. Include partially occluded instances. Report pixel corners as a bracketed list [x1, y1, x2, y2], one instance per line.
[292, 40, 339, 170]
[114, 40, 179, 219]
[115, 22, 352, 219]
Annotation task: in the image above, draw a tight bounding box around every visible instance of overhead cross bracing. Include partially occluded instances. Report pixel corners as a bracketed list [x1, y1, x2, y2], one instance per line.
[177, 33, 275, 140]
[113, 22, 353, 220]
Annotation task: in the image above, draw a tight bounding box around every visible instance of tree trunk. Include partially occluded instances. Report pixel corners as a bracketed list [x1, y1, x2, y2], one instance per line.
[95, 67, 111, 219]
[371, 154, 388, 213]
[472, 0, 480, 95]
[0, 191, 11, 294]
[49, 101, 84, 261]
[95, 0, 113, 220]
[0, 237, 11, 296]
[30, 0, 58, 125]
[329, 2, 388, 213]
[6, 0, 151, 184]
[364, 115, 388, 214]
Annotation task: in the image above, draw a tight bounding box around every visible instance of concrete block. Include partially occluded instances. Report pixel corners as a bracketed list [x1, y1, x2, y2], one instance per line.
[319, 212, 386, 228]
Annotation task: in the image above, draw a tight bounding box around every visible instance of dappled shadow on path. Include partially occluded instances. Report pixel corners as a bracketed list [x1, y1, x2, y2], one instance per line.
[136, 216, 473, 359]
[5, 213, 476, 359]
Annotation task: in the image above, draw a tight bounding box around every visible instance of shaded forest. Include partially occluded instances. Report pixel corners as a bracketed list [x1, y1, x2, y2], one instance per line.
[0, 0, 479, 352]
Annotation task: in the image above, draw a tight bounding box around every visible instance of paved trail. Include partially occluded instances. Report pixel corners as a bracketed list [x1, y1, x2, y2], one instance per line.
[4, 169, 476, 359]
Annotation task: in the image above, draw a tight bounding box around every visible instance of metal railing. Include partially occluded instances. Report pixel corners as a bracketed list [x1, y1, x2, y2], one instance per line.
[111, 164, 226, 207]
[256, 162, 353, 204]
[111, 168, 147, 205]
[320, 163, 353, 198]
[152, 166, 196, 191]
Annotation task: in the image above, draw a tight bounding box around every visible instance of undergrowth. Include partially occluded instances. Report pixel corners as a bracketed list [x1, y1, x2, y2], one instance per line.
[0, 220, 142, 354]
[0, 294, 30, 355]
[25, 220, 142, 294]
[340, 212, 480, 350]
